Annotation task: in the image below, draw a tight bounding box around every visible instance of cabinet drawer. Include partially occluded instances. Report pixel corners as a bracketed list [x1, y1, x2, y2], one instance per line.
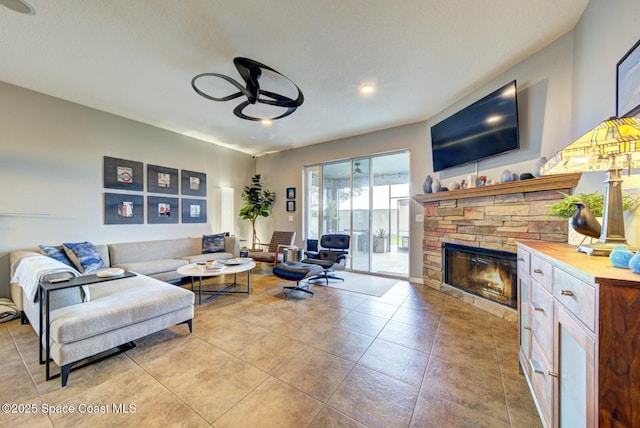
[530, 280, 553, 363]
[553, 268, 596, 332]
[517, 249, 530, 276]
[529, 338, 553, 428]
[530, 255, 553, 293]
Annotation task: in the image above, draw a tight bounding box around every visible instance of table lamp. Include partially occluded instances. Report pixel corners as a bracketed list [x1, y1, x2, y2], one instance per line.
[541, 117, 640, 256]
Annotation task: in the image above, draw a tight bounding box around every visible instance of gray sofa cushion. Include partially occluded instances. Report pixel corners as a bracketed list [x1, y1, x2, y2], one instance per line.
[109, 238, 201, 265]
[181, 252, 233, 264]
[50, 275, 194, 344]
[50, 306, 193, 368]
[108, 237, 239, 278]
[112, 259, 188, 276]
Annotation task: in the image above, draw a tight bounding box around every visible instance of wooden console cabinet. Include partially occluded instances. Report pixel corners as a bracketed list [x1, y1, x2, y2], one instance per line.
[517, 241, 640, 427]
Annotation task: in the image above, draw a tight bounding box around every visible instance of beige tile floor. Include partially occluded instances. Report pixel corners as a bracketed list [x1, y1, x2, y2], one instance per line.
[1, 270, 542, 427]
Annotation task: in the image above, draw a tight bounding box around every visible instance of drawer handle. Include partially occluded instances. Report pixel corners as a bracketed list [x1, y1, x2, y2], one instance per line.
[523, 325, 531, 330]
[531, 302, 545, 312]
[561, 290, 575, 296]
[533, 268, 543, 274]
[518, 257, 525, 261]
[547, 371, 558, 378]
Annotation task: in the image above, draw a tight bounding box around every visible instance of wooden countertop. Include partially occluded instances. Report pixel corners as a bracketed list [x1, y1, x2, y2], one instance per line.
[517, 240, 640, 287]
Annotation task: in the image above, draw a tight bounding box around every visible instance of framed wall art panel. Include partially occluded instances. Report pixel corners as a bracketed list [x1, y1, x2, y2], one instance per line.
[104, 193, 144, 224]
[104, 156, 144, 191]
[182, 198, 207, 223]
[148, 196, 179, 224]
[147, 164, 179, 194]
[617, 38, 640, 117]
[181, 170, 207, 197]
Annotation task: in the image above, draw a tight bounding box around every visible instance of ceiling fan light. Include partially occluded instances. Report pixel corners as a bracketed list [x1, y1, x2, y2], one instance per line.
[360, 84, 375, 95]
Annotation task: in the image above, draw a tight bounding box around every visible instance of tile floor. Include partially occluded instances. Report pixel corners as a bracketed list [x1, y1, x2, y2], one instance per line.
[1, 271, 542, 427]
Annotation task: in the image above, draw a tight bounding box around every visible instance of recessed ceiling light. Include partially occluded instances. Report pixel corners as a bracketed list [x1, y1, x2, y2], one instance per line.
[0, 0, 36, 15]
[360, 84, 375, 95]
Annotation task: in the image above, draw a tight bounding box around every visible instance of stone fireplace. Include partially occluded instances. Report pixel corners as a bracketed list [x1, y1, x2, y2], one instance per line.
[414, 173, 581, 320]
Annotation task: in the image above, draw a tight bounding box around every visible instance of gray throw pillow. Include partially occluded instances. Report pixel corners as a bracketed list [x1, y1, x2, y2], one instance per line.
[202, 233, 226, 253]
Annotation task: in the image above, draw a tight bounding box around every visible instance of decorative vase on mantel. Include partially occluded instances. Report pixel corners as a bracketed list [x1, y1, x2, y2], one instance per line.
[431, 178, 441, 193]
[422, 175, 432, 193]
[531, 156, 547, 178]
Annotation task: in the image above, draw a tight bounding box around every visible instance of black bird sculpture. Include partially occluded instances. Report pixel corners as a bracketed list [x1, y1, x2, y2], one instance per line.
[570, 201, 601, 243]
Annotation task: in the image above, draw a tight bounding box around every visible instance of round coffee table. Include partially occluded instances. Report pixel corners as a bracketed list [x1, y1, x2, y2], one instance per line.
[177, 259, 256, 304]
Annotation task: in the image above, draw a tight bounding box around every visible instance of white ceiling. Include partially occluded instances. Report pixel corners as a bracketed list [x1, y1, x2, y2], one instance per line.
[0, 0, 588, 156]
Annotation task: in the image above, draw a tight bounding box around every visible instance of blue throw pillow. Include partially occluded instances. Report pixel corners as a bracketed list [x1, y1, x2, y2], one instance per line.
[62, 241, 106, 273]
[39, 245, 76, 268]
[202, 233, 226, 254]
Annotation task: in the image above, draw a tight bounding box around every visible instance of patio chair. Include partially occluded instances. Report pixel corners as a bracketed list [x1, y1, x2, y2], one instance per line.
[248, 231, 296, 265]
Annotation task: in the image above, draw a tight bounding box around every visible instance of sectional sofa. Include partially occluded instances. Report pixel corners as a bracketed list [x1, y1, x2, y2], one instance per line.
[9, 235, 239, 387]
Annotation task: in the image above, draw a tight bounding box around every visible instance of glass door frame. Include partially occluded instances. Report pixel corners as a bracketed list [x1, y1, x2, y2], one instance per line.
[303, 150, 409, 276]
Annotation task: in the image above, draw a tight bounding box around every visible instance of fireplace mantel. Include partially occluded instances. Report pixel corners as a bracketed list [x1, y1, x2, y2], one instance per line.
[413, 173, 581, 203]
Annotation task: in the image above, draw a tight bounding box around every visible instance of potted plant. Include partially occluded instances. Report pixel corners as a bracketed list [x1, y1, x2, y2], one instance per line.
[239, 174, 276, 251]
[547, 191, 636, 244]
[546, 191, 636, 218]
[374, 228, 388, 253]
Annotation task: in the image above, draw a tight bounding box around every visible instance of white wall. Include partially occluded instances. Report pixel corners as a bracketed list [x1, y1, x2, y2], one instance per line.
[0, 82, 254, 297]
[257, 32, 577, 282]
[570, 0, 640, 246]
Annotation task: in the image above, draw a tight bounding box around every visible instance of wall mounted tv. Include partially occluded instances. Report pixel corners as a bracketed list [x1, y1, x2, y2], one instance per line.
[430, 80, 520, 172]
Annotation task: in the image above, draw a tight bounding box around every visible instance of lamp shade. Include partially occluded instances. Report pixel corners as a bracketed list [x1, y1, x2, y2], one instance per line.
[541, 117, 640, 256]
[541, 117, 640, 175]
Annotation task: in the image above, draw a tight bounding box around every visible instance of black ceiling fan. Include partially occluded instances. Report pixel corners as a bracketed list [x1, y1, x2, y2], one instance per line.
[191, 57, 304, 122]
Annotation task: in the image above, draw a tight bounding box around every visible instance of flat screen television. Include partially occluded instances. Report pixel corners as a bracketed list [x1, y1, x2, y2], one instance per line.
[430, 80, 520, 172]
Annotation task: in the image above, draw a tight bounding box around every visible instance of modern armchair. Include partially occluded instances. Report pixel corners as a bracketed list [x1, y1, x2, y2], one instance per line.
[248, 231, 296, 265]
[304, 238, 318, 258]
[302, 234, 350, 284]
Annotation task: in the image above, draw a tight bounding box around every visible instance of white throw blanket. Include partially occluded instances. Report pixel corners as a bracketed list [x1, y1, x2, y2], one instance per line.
[0, 298, 19, 322]
[10, 255, 80, 303]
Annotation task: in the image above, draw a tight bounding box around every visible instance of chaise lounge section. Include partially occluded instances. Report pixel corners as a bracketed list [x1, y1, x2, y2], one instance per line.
[45, 273, 194, 387]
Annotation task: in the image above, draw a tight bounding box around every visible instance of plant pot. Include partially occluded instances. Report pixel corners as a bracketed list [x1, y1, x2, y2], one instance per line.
[374, 237, 388, 253]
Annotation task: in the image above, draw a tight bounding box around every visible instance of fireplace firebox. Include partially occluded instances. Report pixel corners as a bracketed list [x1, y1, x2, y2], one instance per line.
[444, 243, 517, 309]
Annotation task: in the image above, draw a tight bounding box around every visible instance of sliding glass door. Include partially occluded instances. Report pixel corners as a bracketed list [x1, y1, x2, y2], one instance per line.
[305, 166, 320, 241]
[370, 153, 409, 275]
[304, 151, 409, 277]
